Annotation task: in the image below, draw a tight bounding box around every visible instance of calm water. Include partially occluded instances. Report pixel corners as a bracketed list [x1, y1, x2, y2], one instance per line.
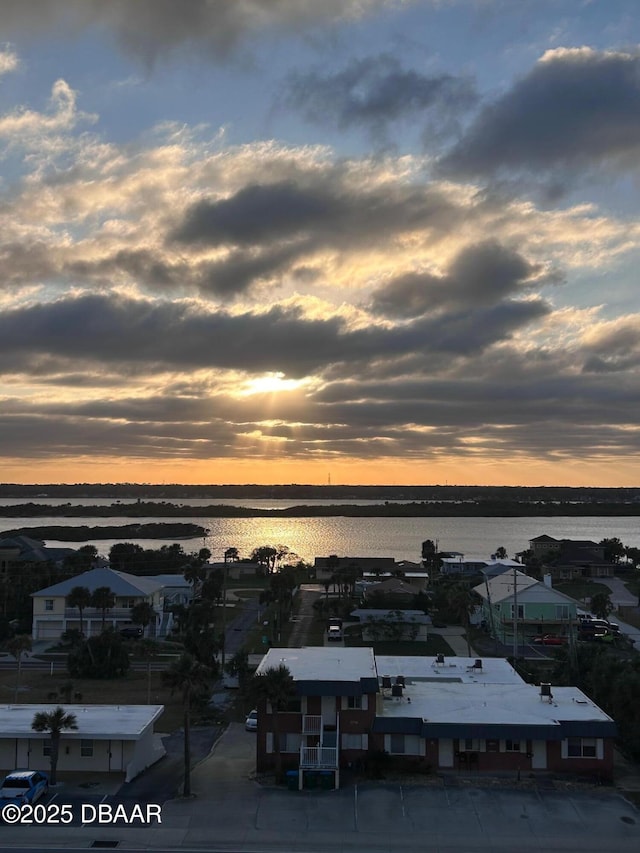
[1, 498, 638, 563]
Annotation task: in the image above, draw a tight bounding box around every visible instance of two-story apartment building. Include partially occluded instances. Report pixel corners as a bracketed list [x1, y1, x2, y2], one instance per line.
[31, 567, 166, 640]
[254, 649, 616, 787]
[255, 647, 379, 789]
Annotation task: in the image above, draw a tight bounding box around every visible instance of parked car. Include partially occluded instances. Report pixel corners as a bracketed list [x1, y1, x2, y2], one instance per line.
[245, 710, 258, 732]
[0, 770, 48, 806]
[578, 617, 619, 633]
[532, 634, 567, 646]
[119, 626, 143, 639]
[327, 625, 343, 641]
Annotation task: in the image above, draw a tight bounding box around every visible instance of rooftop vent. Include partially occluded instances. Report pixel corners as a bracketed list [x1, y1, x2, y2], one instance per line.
[381, 675, 392, 689]
[391, 684, 403, 698]
[540, 683, 553, 703]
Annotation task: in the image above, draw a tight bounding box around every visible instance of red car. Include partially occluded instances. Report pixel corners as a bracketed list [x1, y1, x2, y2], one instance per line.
[532, 634, 567, 646]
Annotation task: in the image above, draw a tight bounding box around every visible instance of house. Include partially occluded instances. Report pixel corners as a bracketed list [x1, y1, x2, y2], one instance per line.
[529, 537, 614, 580]
[254, 647, 379, 789]
[0, 704, 165, 782]
[31, 567, 168, 640]
[473, 571, 578, 643]
[253, 648, 616, 785]
[314, 556, 397, 579]
[0, 534, 75, 571]
[361, 570, 429, 591]
[439, 555, 521, 576]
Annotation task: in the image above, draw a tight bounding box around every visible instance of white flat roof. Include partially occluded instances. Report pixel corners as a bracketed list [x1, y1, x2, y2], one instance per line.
[375, 655, 523, 685]
[0, 705, 164, 740]
[257, 647, 377, 682]
[379, 681, 613, 726]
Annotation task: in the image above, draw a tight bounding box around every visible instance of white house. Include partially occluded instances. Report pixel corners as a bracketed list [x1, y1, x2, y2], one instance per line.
[31, 568, 167, 640]
[0, 704, 165, 782]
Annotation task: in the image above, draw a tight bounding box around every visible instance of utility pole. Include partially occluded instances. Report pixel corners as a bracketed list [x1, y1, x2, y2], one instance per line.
[512, 566, 518, 661]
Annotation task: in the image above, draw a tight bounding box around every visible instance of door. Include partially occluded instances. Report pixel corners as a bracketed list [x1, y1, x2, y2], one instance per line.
[438, 738, 454, 768]
[531, 740, 547, 769]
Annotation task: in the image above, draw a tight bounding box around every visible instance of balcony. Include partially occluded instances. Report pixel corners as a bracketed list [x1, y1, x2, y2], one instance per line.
[302, 715, 322, 735]
[300, 746, 338, 769]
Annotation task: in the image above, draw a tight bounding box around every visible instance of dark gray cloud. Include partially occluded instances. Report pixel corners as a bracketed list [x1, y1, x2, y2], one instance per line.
[169, 178, 457, 251]
[0, 0, 393, 65]
[0, 290, 548, 380]
[440, 47, 640, 181]
[283, 54, 476, 142]
[370, 240, 540, 318]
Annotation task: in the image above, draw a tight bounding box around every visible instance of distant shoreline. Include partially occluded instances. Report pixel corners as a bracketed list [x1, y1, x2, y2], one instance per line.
[2, 500, 640, 520]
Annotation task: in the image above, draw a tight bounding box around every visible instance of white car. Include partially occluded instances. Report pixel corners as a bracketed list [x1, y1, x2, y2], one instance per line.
[245, 710, 258, 731]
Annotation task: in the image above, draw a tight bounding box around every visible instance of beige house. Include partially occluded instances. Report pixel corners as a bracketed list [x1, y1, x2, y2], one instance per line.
[0, 704, 165, 782]
[31, 567, 166, 640]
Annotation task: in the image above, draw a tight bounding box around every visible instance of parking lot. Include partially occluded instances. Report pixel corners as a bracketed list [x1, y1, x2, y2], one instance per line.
[1, 724, 639, 851]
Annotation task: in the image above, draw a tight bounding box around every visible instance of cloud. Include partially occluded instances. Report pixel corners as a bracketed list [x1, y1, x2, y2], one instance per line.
[282, 54, 476, 144]
[0, 289, 549, 381]
[440, 46, 640, 183]
[370, 240, 541, 318]
[0, 0, 403, 64]
[0, 47, 19, 76]
[0, 78, 95, 142]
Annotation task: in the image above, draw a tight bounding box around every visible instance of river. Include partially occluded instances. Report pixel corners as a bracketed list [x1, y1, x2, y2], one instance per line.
[0, 498, 638, 564]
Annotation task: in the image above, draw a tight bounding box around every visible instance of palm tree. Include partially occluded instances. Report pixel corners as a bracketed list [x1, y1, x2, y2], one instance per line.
[90, 586, 115, 631]
[449, 583, 477, 656]
[137, 639, 160, 704]
[8, 634, 32, 703]
[130, 600, 156, 636]
[31, 706, 78, 785]
[162, 653, 211, 797]
[224, 546, 239, 563]
[251, 664, 296, 783]
[183, 562, 204, 595]
[66, 586, 92, 637]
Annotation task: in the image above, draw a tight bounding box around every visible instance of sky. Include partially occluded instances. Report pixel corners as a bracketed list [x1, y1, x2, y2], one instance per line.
[1, 0, 640, 487]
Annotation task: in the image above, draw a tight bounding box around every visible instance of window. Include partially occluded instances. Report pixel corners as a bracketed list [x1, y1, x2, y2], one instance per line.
[279, 733, 301, 753]
[505, 739, 522, 752]
[567, 737, 597, 758]
[556, 605, 570, 619]
[45, 600, 54, 611]
[389, 734, 405, 754]
[347, 695, 362, 710]
[43, 741, 51, 757]
[486, 739, 499, 752]
[342, 733, 365, 750]
[285, 698, 301, 713]
[80, 739, 94, 757]
[510, 604, 524, 619]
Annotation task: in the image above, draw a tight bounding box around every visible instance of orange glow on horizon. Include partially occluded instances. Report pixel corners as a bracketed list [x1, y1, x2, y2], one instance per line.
[1, 455, 638, 487]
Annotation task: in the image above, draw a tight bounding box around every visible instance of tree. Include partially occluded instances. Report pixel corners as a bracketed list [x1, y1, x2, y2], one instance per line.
[224, 546, 239, 563]
[130, 601, 156, 635]
[31, 706, 78, 785]
[251, 546, 277, 574]
[590, 591, 614, 619]
[162, 653, 211, 797]
[448, 583, 477, 656]
[109, 542, 143, 571]
[66, 586, 92, 637]
[67, 630, 130, 678]
[90, 586, 115, 631]
[599, 537, 625, 564]
[251, 664, 296, 783]
[137, 638, 161, 704]
[7, 634, 31, 703]
[494, 546, 508, 560]
[183, 562, 205, 595]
